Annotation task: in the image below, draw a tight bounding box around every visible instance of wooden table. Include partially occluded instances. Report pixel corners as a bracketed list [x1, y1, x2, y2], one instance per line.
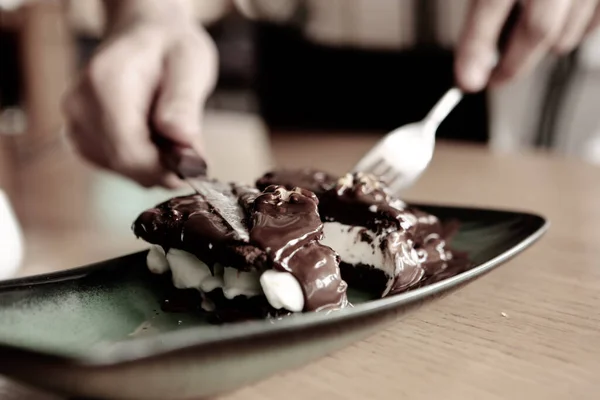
[2, 133, 600, 399]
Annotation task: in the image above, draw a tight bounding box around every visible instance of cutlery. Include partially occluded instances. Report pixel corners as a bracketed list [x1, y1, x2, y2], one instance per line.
[351, 87, 463, 194]
[156, 139, 249, 242]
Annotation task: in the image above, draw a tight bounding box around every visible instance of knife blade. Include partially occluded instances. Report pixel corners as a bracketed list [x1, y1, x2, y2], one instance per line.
[157, 141, 250, 242]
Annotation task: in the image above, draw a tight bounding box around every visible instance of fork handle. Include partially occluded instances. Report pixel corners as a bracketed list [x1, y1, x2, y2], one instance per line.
[423, 87, 463, 130]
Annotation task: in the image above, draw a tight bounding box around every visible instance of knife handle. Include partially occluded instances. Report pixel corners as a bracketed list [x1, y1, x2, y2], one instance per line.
[153, 135, 207, 179]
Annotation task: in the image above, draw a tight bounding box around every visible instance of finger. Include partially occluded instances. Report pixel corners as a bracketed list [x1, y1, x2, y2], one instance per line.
[153, 35, 217, 153]
[491, 0, 572, 85]
[161, 173, 188, 189]
[77, 135, 182, 189]
[74, 129, 183, 188]
[455, 0, 516, 92]
[585, 2, 600, 34]
[109, 135, 175, 187]
[553, 0, 598, 54]
[85, 51, 177, 187]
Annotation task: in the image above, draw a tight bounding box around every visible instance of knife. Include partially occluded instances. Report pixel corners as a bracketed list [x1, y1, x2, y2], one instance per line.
[155, 138, 250, 242]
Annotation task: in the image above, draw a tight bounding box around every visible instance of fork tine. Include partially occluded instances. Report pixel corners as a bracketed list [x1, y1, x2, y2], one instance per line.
[363, 159, 395, 183]
[383, 171, 402, 187]
[379, 163, 393, 178]
[358, 158, 407, 195]
[372, 159, 389, 176]
[360, 158, 386, 176]
[387, 172, 407, 196]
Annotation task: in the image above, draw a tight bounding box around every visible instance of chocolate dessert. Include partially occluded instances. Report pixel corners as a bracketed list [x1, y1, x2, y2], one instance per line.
[133, 169, 469, 322]
[133, 183, 348, 320]
[256, 169, 469, 297]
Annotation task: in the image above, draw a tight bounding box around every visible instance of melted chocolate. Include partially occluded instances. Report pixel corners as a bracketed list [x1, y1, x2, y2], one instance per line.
[250, 185, 348, 311]
[384, 230, 425, 293]
[133, 191, 267, 272]
[256, 169, 337, 195]
[257, 169, 471, 296]
[137, 167, 471, 320]
[134, 182, 349, 314]
[319, 173, 410, 233]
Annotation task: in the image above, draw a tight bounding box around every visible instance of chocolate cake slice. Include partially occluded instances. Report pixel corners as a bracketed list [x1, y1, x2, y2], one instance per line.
[133, 181, 348, 320]
[255, 169, 469, 297]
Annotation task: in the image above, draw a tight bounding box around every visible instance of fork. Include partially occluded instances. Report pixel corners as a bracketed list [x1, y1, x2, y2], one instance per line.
[351, 87, 463, 195]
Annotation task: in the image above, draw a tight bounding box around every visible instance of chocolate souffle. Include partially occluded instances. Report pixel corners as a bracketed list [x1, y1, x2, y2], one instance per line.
[133, 169, 469, 322]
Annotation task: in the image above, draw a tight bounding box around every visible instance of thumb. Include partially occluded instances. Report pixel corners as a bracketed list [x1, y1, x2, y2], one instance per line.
[153, 38, 217, 154]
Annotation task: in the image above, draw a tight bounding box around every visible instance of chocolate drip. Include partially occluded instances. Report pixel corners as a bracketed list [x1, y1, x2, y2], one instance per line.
[384, 230, 425, 293]
[249, 185, 348, 311]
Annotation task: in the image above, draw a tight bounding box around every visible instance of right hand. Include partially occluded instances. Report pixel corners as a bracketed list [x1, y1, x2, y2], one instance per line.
[455, 0, 600, 92]
[63, 0, 218, 188]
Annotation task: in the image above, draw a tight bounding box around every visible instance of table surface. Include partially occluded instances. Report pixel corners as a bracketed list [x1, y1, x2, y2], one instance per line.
[2, 132, 600, 400]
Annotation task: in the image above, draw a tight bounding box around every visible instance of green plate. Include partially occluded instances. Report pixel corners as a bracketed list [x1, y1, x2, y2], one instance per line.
[0, 204, 548, 400]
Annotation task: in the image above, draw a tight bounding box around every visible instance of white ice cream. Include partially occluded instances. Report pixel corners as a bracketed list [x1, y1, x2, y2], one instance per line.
[145, 245, 304, 312]
[259, 270, 305, 312]
[146, 245, 169, 274]
[321, 222, 398, 294]
[222, 266, 262, 300]
[167, 249, 224, 292]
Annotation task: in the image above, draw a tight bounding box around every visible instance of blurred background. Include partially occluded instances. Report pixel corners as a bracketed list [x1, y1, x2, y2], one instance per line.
[1, 0, 600, 277]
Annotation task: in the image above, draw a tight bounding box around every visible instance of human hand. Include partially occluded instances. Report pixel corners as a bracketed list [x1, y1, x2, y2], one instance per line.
[455, 0, 600, 92]
[63, 0, 217, 188]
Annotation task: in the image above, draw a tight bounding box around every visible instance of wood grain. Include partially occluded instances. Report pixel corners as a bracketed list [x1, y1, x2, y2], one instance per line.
[3, 133, 600, 399]
[221, 134, 600, 400]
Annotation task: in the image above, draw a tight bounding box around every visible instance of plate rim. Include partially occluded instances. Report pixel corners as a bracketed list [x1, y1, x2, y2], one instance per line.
[0, 204, 550, 366]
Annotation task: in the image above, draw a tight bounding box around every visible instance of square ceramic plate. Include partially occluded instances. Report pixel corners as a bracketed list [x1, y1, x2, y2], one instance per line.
[0, 204, 548, 400]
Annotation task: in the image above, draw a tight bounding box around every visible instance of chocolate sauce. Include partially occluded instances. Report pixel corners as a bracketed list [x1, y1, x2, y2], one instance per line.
[256, 169, 337, 195]
[133, 192, 267, 272]
[384, 230, 425, 293]
[319, 173, 410, 233]
[134, 182, 349, 314]
[250, 185, 348, 311]
[137, 168, 471, 320]
[257, 169, 471, 297]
